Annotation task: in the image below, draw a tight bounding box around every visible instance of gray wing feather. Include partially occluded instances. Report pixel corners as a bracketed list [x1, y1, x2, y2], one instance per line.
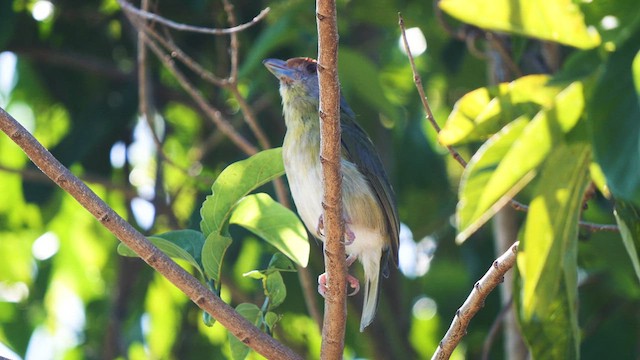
[339, 105, 400, 267]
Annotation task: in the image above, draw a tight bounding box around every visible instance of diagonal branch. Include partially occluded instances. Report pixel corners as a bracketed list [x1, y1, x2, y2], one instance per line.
[432, 242, 519, 360]
[0, 107, 302, 360]
[316, 0, 348, 358]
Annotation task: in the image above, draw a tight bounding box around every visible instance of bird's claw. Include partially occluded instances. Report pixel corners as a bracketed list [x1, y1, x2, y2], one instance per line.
[316, 214, 356, 246]
[317, 271, 360, 297]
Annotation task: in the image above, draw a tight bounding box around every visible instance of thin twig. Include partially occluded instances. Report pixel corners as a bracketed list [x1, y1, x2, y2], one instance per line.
[432, 242, 519, 360]
[398, 13, 618, 234]
[317, 0, 348, 358]
[222, 0, 239, 83]
[117, 0, 270, 35]
[124, 12, 258, 155]
[398, 13, 467, 168]
[0, 107, 302, 360]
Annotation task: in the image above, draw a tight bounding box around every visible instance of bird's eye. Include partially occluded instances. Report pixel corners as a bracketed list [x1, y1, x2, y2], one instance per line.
[305, 63, 317, 74]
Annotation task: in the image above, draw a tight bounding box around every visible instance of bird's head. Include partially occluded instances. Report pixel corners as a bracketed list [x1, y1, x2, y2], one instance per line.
[263, 57, 320, 111]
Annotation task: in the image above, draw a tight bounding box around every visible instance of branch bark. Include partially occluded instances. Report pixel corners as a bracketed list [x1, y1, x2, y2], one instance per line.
[0, 107, 302, 360]
[316, 0, 347, 358]
[431, 242, 519, 360]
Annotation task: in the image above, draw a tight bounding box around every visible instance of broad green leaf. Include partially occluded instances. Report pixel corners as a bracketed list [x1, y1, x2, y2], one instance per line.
[201, 233, 232, 284]
[439, 0, 600, 49]
[265, 272, 286, 309]
[117, 230, 205, 276]
[230, 193, 309, 267]
[456, 82, 584, 243]
[200, 148, 285, 237]
[517, 141, 591, 359]
[456, 117, 529, 243]
[439, 75, 564, 145]
[590, 33, 640, 207]
[614, 201, 640, 285]
[229, 303, 262, 360]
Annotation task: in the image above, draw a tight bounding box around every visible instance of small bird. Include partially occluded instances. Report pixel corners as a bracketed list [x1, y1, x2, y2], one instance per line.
[264, 57, 399, 331]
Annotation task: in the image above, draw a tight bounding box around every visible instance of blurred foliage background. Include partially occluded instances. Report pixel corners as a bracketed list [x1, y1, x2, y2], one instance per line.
[0, 0, 639, 359]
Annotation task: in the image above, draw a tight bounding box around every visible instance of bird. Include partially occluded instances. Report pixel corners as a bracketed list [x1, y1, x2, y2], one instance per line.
[263, 57, 399, 331]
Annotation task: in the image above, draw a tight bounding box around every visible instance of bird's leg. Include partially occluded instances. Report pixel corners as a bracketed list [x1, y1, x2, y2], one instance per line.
[316, 214, 356, 245]
[317, 254, 360, 297]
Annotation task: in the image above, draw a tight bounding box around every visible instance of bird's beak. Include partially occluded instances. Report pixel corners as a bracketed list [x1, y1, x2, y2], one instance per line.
[263, 58, 295, 82]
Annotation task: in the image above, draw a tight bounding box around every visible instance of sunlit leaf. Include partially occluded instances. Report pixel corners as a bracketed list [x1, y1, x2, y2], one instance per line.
[199, 148, 285, 237]
[229, 303, 262, 360]
[117, 230, 205, 276]
[589, 35, 640, 207]
[456, 117, 528, 243]
[201, 233, 232, 284]
[516, 140, 591, 359]
[439, 75, 565, 145]
[265, 272, 286, 309]
[614, 200, 640, 285]
[230, 193, 309, 267]
[456, 82, 584, 243]
[439, 0, 601, 49]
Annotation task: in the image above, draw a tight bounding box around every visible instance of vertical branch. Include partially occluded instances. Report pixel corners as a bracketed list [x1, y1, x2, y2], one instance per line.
[316, 0, 347, 358]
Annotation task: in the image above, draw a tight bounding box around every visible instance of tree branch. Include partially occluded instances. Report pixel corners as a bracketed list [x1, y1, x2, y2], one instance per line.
[0, 107, 302, 360]
[117, 0, 269, 35]
[316, 0, 347, 358]
[432, 242, 519, 360]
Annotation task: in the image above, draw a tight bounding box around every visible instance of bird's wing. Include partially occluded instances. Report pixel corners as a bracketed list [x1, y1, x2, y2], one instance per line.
[339, 104, 400, 267]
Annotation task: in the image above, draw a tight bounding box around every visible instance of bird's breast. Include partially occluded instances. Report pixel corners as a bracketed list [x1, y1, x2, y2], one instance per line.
[282, 128, 388, 256]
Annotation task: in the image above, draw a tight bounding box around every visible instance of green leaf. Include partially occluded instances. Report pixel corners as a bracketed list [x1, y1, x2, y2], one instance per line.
[439, 0, 600, 49]
[589, 33, 640, 207]
[242, 270, 266, 280]
[199, 148, 285, 237]
[456, 82, 585, 243]
[265, 272, 286, 309]
[440, 75, 565, 145]
[201, 233, 233, 284]
[264, 311, 280, 331]
[516, 141, 591, 359]
[614, 200, 640, 285]
[230, 193, 309, 267]
[117, 230, 205, 276]
[457, 117, 529, 243]
[268, 252, 296, 272]
[229, 303, 262, 360]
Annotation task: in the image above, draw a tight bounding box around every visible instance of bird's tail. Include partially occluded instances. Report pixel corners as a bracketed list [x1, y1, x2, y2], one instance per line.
[360, 252, 382, 332]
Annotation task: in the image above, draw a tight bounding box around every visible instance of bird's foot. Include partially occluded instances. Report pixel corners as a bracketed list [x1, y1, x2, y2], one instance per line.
[318, 272, 360, 297]
[316, 214, 356, 246]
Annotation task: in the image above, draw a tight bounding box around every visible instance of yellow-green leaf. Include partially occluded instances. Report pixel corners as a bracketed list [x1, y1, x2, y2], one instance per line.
[439, 0, 601, 49]
[516, 141, 590, 359]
